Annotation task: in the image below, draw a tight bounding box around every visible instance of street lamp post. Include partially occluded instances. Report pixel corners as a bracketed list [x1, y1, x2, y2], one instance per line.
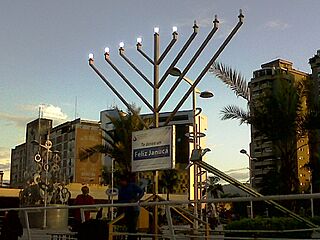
[240, 149, 254, 219]
[88, 11, 243, 238]
[32, 134, 54, 229]
[309, 170, 314, 218]
[169, 67, 213, 227]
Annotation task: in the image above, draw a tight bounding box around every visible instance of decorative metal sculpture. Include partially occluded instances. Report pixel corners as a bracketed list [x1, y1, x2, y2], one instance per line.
[20, 138, 70, 206]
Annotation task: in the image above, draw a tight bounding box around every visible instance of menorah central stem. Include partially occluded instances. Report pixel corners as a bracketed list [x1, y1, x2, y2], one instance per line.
[153, 31, 160, 239]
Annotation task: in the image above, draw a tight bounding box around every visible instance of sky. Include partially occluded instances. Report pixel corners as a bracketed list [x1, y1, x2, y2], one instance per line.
[1, 0, 320, 181]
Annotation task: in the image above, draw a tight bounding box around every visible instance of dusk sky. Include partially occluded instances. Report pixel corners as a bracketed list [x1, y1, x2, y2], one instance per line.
[1, 0, 319, 181]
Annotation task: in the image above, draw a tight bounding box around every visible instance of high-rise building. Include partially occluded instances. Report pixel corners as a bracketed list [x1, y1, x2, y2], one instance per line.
[50, 119, 102, 184]
[249, 59, 310, 192]
[308, 50, 320, 192]
[309, 50, 320, 96]
[10, 118, 103, 187]
[10, 143, 26, 186]
[11, 118, 53, 187]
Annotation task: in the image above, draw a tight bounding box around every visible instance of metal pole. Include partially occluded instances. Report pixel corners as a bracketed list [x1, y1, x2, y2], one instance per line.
[165, 206, 176, 240]
[153, 30, 160, 239]
[43, 134, 49, 229]
[192, 89, 198, 230]
[24, 210, 31, 240]
[89, 60, 149, 129]
[111, 158, 114, 220]
[310, 173, 314, 218]
[249, 157, 253, 219]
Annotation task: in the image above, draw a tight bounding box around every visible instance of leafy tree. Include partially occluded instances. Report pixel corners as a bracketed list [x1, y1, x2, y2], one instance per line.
[159, 169, 179, 200]
[82, 107, 151, 178]
[209, 62, 320, 194]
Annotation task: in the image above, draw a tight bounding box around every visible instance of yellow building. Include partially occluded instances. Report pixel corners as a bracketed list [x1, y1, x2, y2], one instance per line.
[50, 119, 103, 184]
[10, 118, 103, 187]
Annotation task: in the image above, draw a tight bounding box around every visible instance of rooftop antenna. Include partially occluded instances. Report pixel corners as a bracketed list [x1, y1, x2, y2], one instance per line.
[38, 104, 42, 150]
[74, 96, 78, 120]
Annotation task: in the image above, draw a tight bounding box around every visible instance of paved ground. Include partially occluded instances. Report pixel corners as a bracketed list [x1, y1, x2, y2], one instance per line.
[20, 225, 225, 239]
[21, 229, 76, 240]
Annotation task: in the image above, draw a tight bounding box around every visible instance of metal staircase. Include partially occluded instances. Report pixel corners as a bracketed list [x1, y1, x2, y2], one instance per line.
[193, 159, 318, 228]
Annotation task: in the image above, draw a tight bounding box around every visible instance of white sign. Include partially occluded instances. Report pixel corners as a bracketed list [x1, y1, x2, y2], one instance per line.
[132, 126, 175, 172]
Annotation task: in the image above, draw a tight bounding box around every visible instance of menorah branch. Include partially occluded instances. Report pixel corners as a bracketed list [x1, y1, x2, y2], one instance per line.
[164, 14, 244, 126]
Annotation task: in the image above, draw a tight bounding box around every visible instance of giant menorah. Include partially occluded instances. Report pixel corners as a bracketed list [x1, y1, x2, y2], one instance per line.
[88, 10, 244, 238]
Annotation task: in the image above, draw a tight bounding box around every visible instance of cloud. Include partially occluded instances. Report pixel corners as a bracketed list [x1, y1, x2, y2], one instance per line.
[18, 103, 69, 125]
[0, 147, 10, 172]
[229, 171, 249, 181]
[0, 112, 33, 128]
[265, 20, 289, 30]
[40, 104, 68, 124]
[0, 103, 69, 128]
[0, 147, 10, 160]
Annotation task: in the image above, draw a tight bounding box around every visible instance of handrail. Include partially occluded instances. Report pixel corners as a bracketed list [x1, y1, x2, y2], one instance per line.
[193, 159, 319, 228]
[2, 193, 320, 212]
[1, 195, 320, 240]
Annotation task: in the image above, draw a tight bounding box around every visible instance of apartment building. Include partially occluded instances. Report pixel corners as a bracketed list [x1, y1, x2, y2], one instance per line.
[249, 59, 310, 191]
[11, 118, 103, 187]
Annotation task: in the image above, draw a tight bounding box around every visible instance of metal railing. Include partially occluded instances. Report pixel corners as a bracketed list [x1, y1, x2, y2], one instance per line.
[1, 193, 320, 240]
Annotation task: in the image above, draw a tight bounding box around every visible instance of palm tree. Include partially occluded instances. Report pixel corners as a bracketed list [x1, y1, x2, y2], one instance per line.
[209, 62, 320, 194]
[205, 176, 224, 199]
[159, 169, 179, 200]
[82, 106, 151, 177]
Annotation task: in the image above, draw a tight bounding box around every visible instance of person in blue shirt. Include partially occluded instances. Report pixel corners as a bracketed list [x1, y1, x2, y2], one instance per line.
[118, 175, 144, 240]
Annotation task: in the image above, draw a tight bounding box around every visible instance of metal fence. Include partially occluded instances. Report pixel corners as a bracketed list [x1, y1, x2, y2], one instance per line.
[1, 193, 320, 240]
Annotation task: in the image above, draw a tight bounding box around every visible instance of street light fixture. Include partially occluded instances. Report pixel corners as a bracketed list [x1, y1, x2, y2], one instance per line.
[169, 66, 213, 228]
[240, 148, 254, 219]
[168, 67, 214, 98]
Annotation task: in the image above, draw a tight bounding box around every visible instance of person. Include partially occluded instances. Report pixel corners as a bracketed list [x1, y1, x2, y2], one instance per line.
[118, 175, 144, 240]
[0, 210, 23, 240]
[73, 186, 95, 231]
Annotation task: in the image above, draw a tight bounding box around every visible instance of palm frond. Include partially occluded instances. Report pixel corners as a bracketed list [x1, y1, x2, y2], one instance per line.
[220, 105, 250, 125]
[210, 62, 250, 101]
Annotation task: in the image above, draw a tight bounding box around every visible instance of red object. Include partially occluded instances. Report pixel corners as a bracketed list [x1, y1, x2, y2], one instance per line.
[74, 194, 95, 222]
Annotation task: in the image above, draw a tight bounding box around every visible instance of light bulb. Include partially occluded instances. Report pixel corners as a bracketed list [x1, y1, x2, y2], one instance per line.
[104, 47, 110, 54]
[154, 27, 159, 34]
[119, 42, 125, 48]
[88, 53, 94, 60]
[172, 26, 178, 33]
[137, 37, 142, 44]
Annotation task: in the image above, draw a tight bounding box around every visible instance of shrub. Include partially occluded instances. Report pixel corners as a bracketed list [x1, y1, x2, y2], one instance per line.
[224, 217, 312, 238]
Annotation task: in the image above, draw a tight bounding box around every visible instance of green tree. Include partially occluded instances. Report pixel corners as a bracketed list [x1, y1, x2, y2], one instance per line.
[205, 176, 224, 199]
[209, 62, 320, 194]
[82, 107, 151, 178]
[159, 169, 179, 200]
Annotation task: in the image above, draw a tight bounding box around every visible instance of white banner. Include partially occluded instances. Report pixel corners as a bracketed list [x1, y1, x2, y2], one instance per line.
[132, 126, 175, 172]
